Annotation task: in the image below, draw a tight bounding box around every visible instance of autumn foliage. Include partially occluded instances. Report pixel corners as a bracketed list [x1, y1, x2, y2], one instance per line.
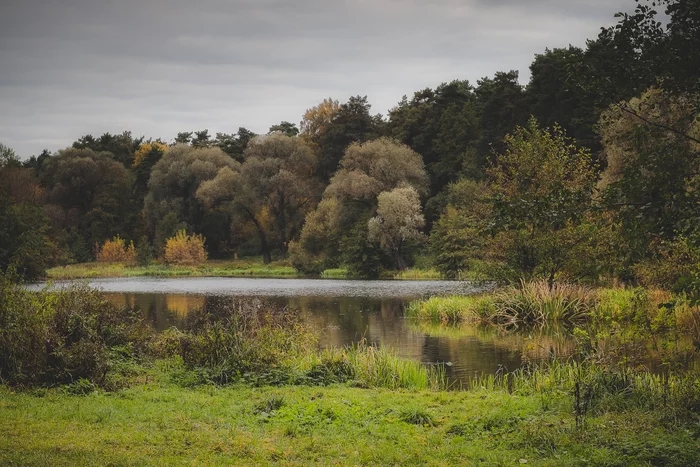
[96, 236, 136, 264]
[133, 141, 168, 167]
[163, 230, 207, 266]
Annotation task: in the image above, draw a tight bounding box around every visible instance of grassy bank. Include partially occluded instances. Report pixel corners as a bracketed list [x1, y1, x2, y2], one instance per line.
[2, 361, 699, 466]
[408, 280, 700, 328]
[46, 261, 449, 281]
[46, 259, 300, 280]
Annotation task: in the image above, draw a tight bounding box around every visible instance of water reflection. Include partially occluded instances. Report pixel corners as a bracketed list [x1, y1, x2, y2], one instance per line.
[106, 292, 577, 384]
[105, 293, 202, 331]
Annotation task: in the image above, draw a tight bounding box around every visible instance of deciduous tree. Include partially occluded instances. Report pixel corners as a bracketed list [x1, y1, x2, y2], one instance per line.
[368, 187, 425, 270]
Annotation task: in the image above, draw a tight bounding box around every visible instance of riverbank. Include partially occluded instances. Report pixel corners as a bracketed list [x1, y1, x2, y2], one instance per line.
[2, 364, 698, 466]
[45, 260, 446, 281]
[2, 275, 700, 465]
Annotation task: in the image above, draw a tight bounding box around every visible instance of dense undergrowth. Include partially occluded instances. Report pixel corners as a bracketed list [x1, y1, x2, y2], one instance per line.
[0, 272, 151, 389]
[0, 274, 449, 391]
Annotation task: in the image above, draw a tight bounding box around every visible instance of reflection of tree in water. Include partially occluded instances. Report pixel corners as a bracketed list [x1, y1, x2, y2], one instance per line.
[104, 293, 204, 331]
[287, 297, 424, 355]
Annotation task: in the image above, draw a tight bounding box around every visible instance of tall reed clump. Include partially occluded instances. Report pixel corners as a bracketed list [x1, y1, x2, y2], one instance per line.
[0, 271, 151, 388]
[163, 230, 207, 266]
[304, 343, 446, 390]
[492, 280, 596, 324]
[345, 344, 446, 390]
[96, 236, 136, 264]
[406, 295, 496, 324]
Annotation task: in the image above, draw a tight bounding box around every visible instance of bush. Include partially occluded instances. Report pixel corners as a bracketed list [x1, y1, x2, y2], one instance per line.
[0, 272, 151, 387]
[163, 230, 207, 266]
[340, 215, 388, 279]
[634, 237, 700, 295]
[162, 297, 317, 384]
[289, 240, 326, 276]
[135, 236, 154, 266]
[96, 236, 136, 264]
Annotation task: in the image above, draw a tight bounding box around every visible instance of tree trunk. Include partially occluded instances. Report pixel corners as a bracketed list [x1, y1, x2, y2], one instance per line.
[396, 252, 408, 271]
[258, 231, 271, 265]
[238, 204, 272, 265]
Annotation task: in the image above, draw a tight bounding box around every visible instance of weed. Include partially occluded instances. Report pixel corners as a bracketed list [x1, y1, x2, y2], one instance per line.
[399, 407, 436, 426]
[255, 396, 285, 414]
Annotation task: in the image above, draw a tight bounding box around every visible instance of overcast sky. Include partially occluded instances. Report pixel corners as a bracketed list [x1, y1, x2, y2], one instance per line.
[0, 0, 634, 159]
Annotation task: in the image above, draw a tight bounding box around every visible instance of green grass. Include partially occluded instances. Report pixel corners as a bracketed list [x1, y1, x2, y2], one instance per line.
[2, 362, 699, 466]
[320, 268, 349, 278]
[492, 280, 596, 324]
[46, 259, 300, 280]
[406, 295, 497, 324]
[408, 281, 644, 326]
[321, 268, 447, 280]
[302, 344, 447, 390]
[391, 268, 442, 280]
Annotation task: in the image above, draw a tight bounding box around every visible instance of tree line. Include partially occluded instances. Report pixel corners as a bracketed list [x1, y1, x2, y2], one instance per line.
[1, 0, 698, 293]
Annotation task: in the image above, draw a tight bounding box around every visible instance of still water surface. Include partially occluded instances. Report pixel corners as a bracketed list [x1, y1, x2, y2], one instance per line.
[39, 277, 576, 385]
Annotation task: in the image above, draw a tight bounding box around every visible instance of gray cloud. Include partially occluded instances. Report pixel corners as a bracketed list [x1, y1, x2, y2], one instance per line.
[0, 0, 633, 158]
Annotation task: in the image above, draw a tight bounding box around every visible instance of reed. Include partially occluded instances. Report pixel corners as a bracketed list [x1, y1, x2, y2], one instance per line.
[493, 280, 596, 324]
[406, 295, 497, 324]
[302, 343, 447, 390]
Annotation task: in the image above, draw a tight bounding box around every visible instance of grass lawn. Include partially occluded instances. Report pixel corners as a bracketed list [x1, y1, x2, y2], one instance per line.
[1, 377, 698, 466]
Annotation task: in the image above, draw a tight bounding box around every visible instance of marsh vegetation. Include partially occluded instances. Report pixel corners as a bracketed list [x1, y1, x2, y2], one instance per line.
[2, 275, 700, 465]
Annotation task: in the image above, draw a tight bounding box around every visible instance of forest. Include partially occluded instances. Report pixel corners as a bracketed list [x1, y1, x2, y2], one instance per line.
[1, 0, 698, 296]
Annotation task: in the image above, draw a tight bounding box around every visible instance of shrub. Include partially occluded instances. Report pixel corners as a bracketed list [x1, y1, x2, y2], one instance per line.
[96, 236, 136, 264]
[289, 240, 326, 276]
[0, 272, 151, 387]
[163, 298, 317, 384]
[634, 237, 700, 295]
[340, 215, 388, 279]
[163, 230, 207, 266]
[135, 236, 154, 266]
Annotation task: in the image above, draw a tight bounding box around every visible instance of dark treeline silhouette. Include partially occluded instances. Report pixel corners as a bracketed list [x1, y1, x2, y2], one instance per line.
[1, 0, 698, 294]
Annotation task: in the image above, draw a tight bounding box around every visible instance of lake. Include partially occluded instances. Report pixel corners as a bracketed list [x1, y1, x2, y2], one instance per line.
[34, 277, 578, 386]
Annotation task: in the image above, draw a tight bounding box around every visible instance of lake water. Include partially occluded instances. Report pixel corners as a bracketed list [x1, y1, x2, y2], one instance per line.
[34, 277, 578, 386]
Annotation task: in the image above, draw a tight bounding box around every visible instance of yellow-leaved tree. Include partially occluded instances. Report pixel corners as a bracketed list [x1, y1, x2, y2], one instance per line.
[96, 236, 136, 264]
[133, 141, 168, 167]
[163, 230, 207, 266]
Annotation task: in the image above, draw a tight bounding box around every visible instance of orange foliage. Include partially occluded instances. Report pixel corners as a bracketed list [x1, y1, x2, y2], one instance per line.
[163, 230, 207, 266]
[96, 236, 136, 264]
[300, 98, 340, 136]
